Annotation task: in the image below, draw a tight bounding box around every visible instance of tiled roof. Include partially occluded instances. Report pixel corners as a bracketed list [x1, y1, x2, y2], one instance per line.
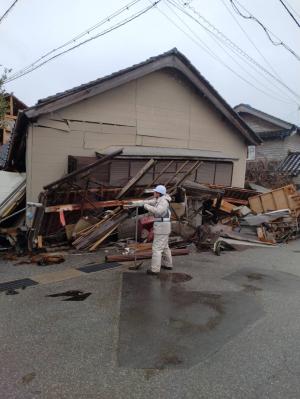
[278, 152, 300, 176]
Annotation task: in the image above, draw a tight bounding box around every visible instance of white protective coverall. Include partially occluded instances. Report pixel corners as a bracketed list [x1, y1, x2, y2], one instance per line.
[144, 194, 173, 273]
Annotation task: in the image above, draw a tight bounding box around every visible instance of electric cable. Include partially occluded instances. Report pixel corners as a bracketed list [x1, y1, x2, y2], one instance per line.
[229, 0, 300, 60]
[169, 0, 300, 102]
[278, 0, 300, 28]
[0, 0, 19, 25]
[5, 1, 161, 83]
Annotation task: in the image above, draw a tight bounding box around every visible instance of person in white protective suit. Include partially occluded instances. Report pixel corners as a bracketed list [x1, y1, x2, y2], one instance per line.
[142, 185, 173, 275]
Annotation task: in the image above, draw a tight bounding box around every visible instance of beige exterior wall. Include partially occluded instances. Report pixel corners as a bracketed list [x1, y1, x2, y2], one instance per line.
[27, 70, 247, 201]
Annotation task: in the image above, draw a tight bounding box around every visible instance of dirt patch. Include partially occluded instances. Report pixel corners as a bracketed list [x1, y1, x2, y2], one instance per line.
[246, 273, 265, 281]
[144, 369, 159, 380]
[243, 284, 263, 293]
[22, 372, 36, 384]
[157, 353, 183, 369]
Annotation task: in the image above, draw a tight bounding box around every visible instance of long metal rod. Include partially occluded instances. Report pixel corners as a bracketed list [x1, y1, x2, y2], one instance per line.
[134, 206, 139, 268]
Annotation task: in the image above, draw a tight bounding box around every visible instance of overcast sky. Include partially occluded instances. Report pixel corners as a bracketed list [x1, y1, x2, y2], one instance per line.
[1, 0, 299, 124]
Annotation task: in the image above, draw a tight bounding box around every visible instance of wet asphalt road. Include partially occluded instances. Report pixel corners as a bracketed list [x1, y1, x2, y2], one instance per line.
[0, 242, 300, 399]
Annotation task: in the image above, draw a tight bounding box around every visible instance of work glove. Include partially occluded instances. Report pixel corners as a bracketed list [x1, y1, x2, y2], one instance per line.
[132, 201, 145, 207]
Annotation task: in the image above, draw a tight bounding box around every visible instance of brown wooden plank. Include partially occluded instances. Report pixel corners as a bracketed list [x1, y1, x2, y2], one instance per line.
[146, 160, 175, 188]
[105, 248, 189, 262]
[45, 198, 145, 213]
[73, 211, 128, 250]
[169, 161, 203, 195]
[164, 160, 190, 186]
[116, 159, 156, 199]
[44, 148, 123, 190]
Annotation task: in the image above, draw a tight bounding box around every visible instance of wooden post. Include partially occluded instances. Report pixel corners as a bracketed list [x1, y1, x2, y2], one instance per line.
[169, 161, 203, 195]
[165, 160, 190, 186]
[146, 160, 174, 188]
[116, 159, 156, 199]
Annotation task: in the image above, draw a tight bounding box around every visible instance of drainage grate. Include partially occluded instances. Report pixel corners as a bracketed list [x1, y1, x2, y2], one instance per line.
[0, 278, 38, 292]
[78, 262, 121, 273]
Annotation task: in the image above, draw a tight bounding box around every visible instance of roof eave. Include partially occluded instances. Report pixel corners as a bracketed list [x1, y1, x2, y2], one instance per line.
[234, 104, 295, 130]
[24, 49, 261, 145]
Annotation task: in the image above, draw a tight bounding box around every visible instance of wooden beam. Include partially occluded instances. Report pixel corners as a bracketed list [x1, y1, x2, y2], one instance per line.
[45, 198, 141, 213]
[105, 248, 189, 262]
[9, 95, 13, 116]
[169, 161, 203, 195]
[146, 160, 174, 188]
[44, 148, 123, 190]
[116, 159, 156, 199]
[73, 211, 128, 250]
[164, 160, 189, 186]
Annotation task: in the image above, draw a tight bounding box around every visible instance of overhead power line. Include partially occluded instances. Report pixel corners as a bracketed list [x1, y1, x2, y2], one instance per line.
[169, 0, 300, 103]
[156, 1, 294, 103]
[5, 0, 160, 83]
[6, 0, 144, 81]
[218, 0, 296, 103]
[283, 0, 300, 20]
[278, 0, 300, 28]
[229, 0, 300, 61]
[220, 0, 282, 81]
[0, 0, 19, 24]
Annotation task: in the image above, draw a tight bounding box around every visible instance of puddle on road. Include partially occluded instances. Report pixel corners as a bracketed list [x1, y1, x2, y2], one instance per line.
[118, 272, 263, 369]
[46, 290, 91, 301]
[159, 272, 192, 284]
[242, 284, 263, 293]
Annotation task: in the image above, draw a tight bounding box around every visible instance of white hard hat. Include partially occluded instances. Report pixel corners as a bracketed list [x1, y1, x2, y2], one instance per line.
[154, 185, 166, 195]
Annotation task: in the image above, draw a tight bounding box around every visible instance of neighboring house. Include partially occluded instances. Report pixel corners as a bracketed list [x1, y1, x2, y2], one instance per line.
[278, 152, 300, 187]
[0, 94, 26, 169]
[8, 49, 260, 202]
[234, 104, 300, 161]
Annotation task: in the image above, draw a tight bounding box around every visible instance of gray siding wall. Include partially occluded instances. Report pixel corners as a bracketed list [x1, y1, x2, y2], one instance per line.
[239, 113, 281, 133]
[256, 134, 300, 161]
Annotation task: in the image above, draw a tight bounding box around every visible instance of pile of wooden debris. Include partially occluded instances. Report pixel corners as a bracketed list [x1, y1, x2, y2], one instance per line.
[28, 149, 202, 253]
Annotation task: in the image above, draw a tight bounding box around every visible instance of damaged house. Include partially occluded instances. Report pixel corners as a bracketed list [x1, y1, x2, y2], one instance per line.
[0, 94, 26, 169]
[9, 48, 260, 208]
[4, 49, 300, 253]
[234, 104, 300, 162]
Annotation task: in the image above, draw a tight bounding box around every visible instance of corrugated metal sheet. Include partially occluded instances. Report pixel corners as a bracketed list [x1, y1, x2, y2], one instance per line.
[109, 160, 130, 185]
[97, 146, 236, 160]
[196, 162, 215, 184]
[0, 171, 26, 218]
[214, 162, 233, 185]
[278, 152, 300, 176]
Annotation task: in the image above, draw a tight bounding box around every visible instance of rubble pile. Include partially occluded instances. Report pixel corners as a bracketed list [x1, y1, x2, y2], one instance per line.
[27, 149, 202, 254]
[196, 184, 300, 255]
[1, 148, 300, 259]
